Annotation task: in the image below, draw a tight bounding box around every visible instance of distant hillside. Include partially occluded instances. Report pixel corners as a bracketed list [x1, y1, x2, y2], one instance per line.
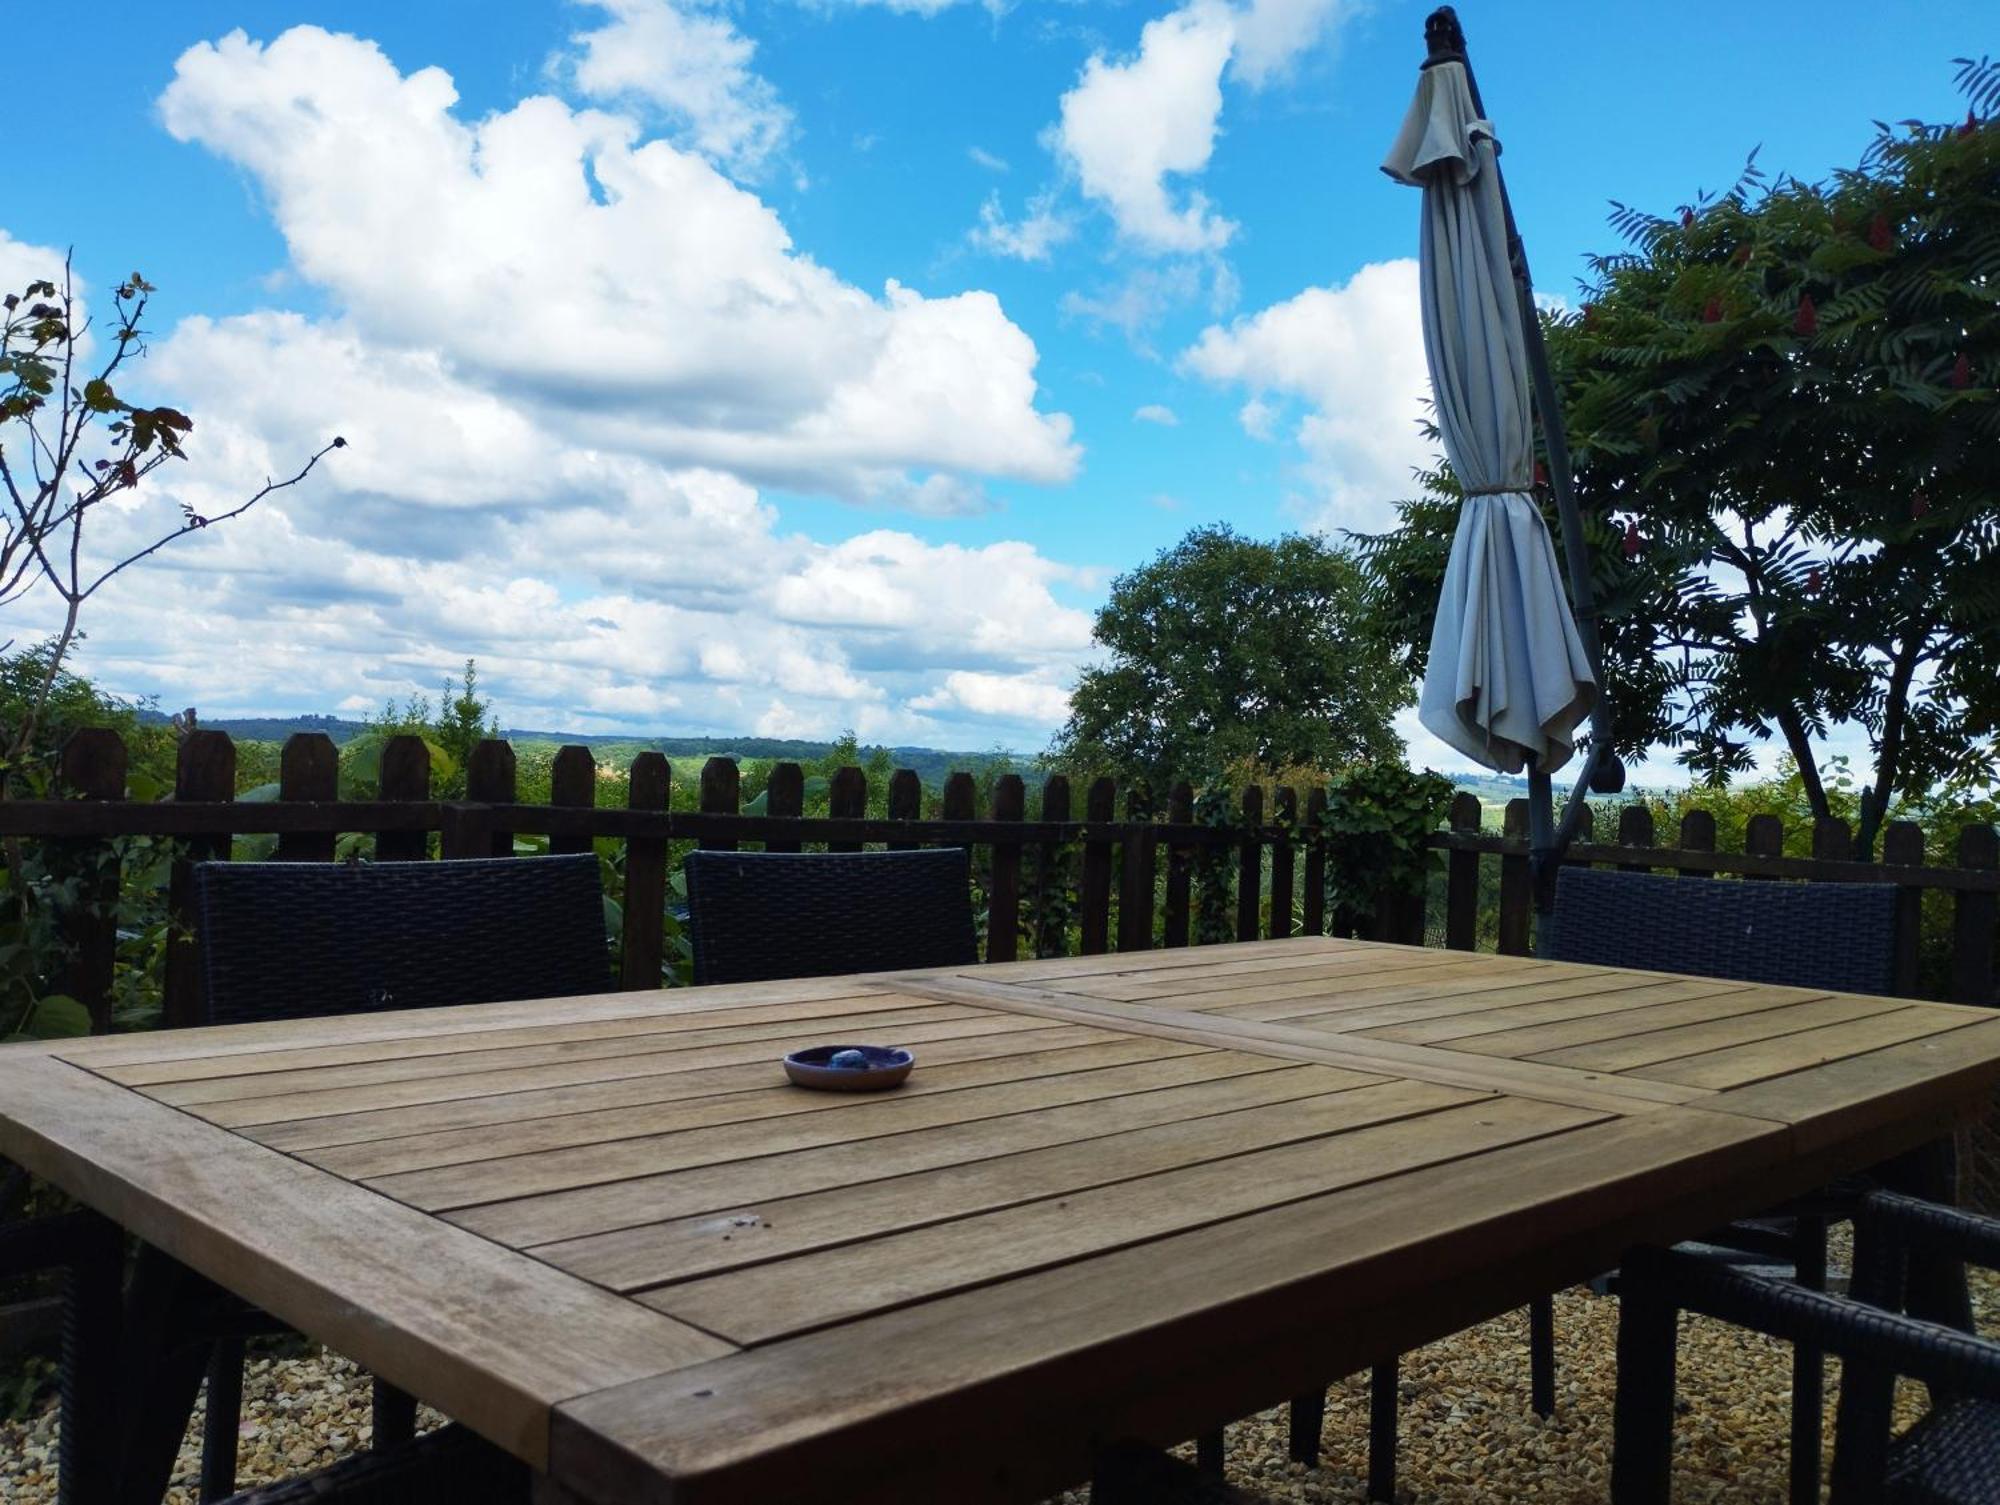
[135, 711, 1028, 784]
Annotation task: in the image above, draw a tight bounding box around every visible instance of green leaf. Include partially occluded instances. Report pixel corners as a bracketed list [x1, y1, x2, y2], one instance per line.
[23, 995, 92, 1039]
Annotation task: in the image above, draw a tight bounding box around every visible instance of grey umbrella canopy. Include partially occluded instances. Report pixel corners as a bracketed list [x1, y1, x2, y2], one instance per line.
[1383, 51, 1595, 776]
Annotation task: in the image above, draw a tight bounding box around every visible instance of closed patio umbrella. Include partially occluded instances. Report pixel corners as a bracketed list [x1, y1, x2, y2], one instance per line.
[1383, 6, 1620, 901]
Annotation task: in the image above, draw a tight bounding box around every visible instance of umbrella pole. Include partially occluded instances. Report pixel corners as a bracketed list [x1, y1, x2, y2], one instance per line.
[1424, 6, 1619, 913]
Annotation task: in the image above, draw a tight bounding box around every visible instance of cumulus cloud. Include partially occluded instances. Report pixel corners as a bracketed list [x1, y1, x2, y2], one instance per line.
[1180, 258, 1432, 533]
[970, 189, 1073, 262]
[16, 316, 1094, 746]
[1133, 403, 1179, 426]
[911, 669, 1072, 723]
[157, 26, 1077, 507]
[1230, 0, 1353, 86]
[1044, 0, 1355, 257]
[559, 0, 792, 177]
[1052, 4, 1237, 255]
[1, 22, 1099, 749]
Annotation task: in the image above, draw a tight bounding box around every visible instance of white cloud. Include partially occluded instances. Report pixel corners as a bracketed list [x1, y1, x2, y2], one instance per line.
[157, 26, 1077, 508]
[0, 230, 69, 302]
[911, 669, 1072, 724]
[1133, 403, 1180, 426]
[559, 0, 792, 177]
[1052, 4, 1237, 255]
[970, 189, 1073, 262]
[19, 306, 1098, 746]
[968, 146, 1010, 172]
[1180, 258, 1431, 533]
[1229, 0, 1352, 87]
[1238, 395, 1278, 440]
[0, 21, 1103, 751]
[1042, 0, 1355, 258]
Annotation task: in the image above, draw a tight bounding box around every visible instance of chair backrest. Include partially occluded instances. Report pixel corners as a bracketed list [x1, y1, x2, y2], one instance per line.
[1539, 866, 1898, 995]
[193, 855, 611, 1025]
[682, 848, 979, 986]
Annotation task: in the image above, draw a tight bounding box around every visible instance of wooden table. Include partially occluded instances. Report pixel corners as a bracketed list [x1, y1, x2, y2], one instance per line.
[4, 936, 1997, 1505]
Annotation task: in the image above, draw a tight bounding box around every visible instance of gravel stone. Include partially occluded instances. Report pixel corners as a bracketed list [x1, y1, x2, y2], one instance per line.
[2, 1239, 1991, 1504]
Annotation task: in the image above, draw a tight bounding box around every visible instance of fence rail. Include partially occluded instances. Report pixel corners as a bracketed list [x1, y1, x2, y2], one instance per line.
[6, 730, 1997, 1037]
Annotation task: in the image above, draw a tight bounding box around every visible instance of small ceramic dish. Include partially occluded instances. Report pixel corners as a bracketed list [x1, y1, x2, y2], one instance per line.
[783, 1044, 915, 1092]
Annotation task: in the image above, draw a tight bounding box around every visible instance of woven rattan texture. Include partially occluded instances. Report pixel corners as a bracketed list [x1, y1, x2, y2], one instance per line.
[1540, 866, 1898, 995]
[193, 856, 611, 1025]
[683, 848, 978, 986]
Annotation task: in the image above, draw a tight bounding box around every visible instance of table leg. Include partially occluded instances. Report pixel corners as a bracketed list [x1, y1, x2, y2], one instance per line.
[372, 1380, 418, 1449]
[1876, 1137, 1973, 1332]
[117, 1244, 217, 1505]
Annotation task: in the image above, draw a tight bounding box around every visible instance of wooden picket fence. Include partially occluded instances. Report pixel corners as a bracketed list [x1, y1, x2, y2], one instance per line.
[6, 728, 1995, 1024]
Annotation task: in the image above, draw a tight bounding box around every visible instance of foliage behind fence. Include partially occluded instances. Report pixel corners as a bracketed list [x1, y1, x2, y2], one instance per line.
[5, 730, 1995, 1041]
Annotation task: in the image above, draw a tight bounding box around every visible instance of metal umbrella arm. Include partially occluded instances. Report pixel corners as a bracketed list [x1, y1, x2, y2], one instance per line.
[1423, 6, 1623, 910]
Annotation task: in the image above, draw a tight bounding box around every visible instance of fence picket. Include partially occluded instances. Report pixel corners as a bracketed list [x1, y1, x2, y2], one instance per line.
[1883, 821, 1926, 997]
[886, 770, 921, 851]
[163, 731, 235, 1030]
[828, 767, 866, 853]
[1301, 787, 1329, 939]
[59, 729, 126, 1032]
[1034, 775, 1071, 959]
[1080, 777, 1115, 956]
[1953, 825, 1998, 1006]
[1498, 799, 1531, 956]
[458, 739, 516, 858]
[548, 747, 596, 857]
[275, 734, 337, 862]
[620, 753, 670, 989]
[1236, 786, 1263, 943]
[1444, 792, 1481, 952]
[1270, 787, 1296, 940]
[1618, 805, 1655, 873]
[764, 764, 804, 854]
[1676, 809, 1716, 878]
[1745, 814, 1783, 879]
[1118, 789, 1156, 953]
[699, 759, 740, 851]
[1812, 816, 1852, 865]
[1164, 782, 1194, 948]
[988, 776, 1024, 963]
[375, 737, 430, 863]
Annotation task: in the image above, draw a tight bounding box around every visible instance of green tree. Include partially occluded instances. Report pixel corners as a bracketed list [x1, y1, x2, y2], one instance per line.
[337, 660, 496, 800]
[1360, 61, 2000, 855]
[1053, 525, 1409, 795]
[434, 659, 498, 772]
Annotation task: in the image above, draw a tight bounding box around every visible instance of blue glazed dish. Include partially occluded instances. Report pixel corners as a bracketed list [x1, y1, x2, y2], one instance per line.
[783, 1044, 915, 1092]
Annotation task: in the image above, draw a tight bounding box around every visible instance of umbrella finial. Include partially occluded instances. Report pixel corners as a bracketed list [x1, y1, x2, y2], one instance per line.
[1423, 6, 1466, 65]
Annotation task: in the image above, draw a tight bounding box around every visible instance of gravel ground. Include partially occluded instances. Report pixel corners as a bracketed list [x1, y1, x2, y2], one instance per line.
[3, 1251, 1993, 1505]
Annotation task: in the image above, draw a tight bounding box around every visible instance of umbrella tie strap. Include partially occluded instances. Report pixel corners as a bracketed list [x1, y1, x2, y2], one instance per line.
[1461, 484, 1531, 496]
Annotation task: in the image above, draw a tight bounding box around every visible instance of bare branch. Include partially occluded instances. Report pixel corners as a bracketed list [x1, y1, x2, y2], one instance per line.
[78, 437, 344, 601]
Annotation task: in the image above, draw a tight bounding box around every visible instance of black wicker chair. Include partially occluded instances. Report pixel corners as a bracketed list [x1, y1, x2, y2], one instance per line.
[1296, 867, 1902, 1503]
[682, 848, 978, 986]
[1538, 866, 1899, 995]
[1612, 1190, 2000, 1504]
[0, 1210, 122, 1505]
[195, 855, 613, 1024]
[178, 854, 612, 1499]
[1553, 866, 1898, 1505]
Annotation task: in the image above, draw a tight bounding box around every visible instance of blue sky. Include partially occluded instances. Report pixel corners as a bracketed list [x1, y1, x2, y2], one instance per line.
[1, 0, 1985, 767]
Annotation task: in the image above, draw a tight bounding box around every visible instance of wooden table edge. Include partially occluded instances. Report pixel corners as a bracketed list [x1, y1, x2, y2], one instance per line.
[0, 1050, 736, 1467]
